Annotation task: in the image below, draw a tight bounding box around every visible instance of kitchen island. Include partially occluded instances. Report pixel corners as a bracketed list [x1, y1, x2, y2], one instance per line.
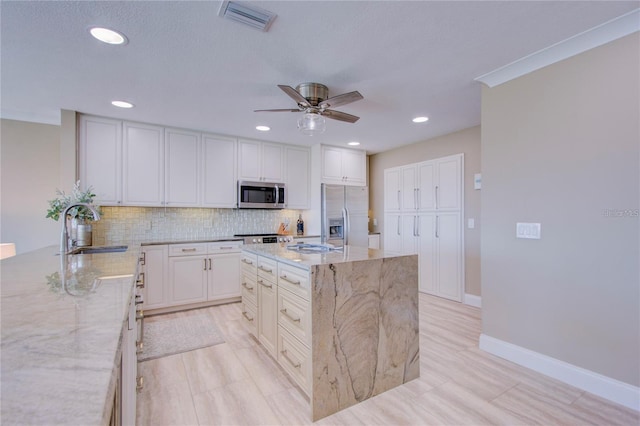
[0, 245, 140, 425]
[241, 243, 419, 421]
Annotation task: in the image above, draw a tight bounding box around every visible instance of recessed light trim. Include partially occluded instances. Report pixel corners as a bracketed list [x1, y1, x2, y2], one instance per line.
[348, 141, 360, 146]
[111, 100, 134, 108]
[412, 116, 429, 123]
[256, 125, 270, 132]
[90, 27, 128, 45]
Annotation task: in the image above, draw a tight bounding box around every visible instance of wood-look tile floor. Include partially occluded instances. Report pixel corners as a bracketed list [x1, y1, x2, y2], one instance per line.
[136, 294, 639, 425]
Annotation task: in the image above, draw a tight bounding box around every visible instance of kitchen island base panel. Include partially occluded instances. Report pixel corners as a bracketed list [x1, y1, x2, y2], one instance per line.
[311, 255, 420, 421]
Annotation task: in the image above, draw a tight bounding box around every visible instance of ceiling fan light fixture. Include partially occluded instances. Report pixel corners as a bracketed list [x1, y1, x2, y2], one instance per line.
[298, 113, 326, 136]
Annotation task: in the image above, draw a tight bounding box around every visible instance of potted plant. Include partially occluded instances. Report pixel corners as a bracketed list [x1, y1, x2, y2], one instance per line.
[46, 181, 101, 247]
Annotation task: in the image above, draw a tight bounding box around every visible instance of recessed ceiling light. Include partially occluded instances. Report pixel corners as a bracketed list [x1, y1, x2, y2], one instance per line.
[89, 27, 128, 45]
[412, 116, 429, 123]
[348, 141, 360, 146]
[111, 100, 134, 108]
[256, 125, 270, 132]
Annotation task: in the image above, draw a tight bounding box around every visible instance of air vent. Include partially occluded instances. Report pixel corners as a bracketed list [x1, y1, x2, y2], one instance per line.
[218, 1, 277, 32]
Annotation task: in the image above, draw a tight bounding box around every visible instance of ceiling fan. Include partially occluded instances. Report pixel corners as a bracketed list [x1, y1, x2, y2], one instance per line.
[255, 83, 363, 135]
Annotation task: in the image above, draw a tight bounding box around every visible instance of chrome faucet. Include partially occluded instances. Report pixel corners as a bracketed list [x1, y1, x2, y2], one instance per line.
[60, 203, 101, 254]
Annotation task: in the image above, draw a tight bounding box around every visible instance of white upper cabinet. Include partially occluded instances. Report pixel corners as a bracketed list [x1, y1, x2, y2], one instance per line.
[238, 140, 284, 182]
[123, 122, 164, 206]
[383, 168, 401, 211]
[320, 145, 366, 186]
[165, 128, 200, 207]
[202, 135, 237, 208]
[79, 115, 123, 205]
[284, 146, 310, 209]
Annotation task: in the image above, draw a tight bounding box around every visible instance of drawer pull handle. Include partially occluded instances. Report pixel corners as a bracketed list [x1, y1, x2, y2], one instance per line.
[241, 259, 254, 265]
[242, 311, 254, 322]
[136, 376, 144, 391]
[220, 246, 235, 250]
[182, 248, 197, 252]
[258, 265, 273, 273]
[258, 279, 273, 289]
[280, 274, 301, 286]
[242, 282, 254, 291]
[281, 350, 301, 368]
[280, 308, 301, 323]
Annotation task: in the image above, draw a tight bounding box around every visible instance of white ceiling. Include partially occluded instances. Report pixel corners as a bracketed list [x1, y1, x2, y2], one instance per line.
[1, 1, 638, 154]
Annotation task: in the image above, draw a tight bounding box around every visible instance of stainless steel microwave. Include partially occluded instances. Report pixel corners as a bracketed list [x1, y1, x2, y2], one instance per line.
[237, 181, 286, 209]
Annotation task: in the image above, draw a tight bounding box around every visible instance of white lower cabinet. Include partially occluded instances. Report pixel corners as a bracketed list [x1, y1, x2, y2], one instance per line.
[143, 241, 242, 312]
[257, 256, 278, 357]
[242, 251, 312, 395]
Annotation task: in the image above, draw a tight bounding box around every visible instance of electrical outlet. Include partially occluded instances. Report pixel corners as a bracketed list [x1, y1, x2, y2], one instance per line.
[516, 222, 541, 239]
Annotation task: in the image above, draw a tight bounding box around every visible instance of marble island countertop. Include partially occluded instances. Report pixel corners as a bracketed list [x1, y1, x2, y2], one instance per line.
[1, 245, 140, 425]
[241, 243, 404, 269]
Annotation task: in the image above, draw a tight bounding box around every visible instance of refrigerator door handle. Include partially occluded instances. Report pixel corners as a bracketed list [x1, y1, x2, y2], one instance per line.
[343, 207, 349, 246]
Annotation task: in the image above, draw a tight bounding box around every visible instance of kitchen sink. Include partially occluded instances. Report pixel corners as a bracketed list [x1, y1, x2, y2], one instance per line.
[286, 243, 339, 253]
[68, 245, 128, 255]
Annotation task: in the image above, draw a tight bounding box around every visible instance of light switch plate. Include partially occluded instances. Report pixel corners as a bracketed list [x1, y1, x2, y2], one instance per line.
[474, 173, 482, 190]
[516, 222, 541, 239]
[468, 218, 475, 229]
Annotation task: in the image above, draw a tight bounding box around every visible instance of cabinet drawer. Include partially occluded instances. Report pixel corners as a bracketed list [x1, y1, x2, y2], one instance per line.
[241, 271, 257, 305]
[257, 256, 277, 282]
[240, 251, 257, 273]
[278, 326, 311, 396]
[169, 243, 207, 257]
[277, 263, 310, 301]
[278, 288, 311, 348]
[208, 241, 242, 253]
[240, 301, 257, 338]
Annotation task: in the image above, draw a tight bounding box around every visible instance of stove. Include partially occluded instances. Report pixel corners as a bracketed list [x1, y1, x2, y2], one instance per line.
[234, 233, 294, 244]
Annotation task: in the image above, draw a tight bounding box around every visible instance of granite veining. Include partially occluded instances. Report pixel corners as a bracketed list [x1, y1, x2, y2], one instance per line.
[0, 246, 140, 425]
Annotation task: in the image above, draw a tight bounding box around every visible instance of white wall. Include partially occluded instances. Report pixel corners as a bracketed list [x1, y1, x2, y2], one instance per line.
[481, 33, 639, 388]
[1, 119, 62, 253]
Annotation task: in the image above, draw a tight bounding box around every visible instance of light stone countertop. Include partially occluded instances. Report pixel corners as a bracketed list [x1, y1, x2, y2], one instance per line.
[241, 243, 404, 270]
[0, 245, 140, 425]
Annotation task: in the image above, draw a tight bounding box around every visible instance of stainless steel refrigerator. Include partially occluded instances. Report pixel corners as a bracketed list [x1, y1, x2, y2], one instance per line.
[321, 184, 369, 248]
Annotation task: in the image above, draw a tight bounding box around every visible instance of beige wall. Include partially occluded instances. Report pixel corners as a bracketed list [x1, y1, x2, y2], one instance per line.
[1, 119, 62, 253]
[481, 33, 639, 386]
[369, 126, 481, 296]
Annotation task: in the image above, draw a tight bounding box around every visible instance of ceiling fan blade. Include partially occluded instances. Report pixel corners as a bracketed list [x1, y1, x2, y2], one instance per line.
[322, 109, 360, 123]
[254, 108, 301, 112]
[318, 90, 363, 109]
[278, 85, 311, 108]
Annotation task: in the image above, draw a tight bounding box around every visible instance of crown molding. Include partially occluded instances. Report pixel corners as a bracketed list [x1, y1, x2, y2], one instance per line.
[475, 9, 640, 88]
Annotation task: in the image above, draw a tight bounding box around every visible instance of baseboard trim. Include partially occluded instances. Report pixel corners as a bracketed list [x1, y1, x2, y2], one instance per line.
[463, 293, 481, 308]
[479, 334, 640, 411]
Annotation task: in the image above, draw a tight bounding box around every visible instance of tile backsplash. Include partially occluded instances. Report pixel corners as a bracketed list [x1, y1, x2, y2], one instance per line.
[92, 207, 302, 245]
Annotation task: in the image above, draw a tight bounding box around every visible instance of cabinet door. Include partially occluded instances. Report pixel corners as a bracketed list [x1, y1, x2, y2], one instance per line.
[416, 214, 436, 295]
[123, 122, 164, 206]
[401, 214, 418, 255]
[142, 245, 169, 310]
[417, 161, 435, 211]
[208, 252, 241, 300]
[78, 115, 122, 205]
[285, 146, 310, 209]
[436, 155, 462, 210]
[165, 128, 200, 207]
[260, 143, 284, 182]
[383, 214, 402, 253]
[384, 168, 401, 211]
[238, 140, 261, 181]
[169, 256, 208, 305]
[321, 146, 344, 183]
[436, 212, 462, 301]
[258, 276, 277, 357]
[342, 149, 366, 185]
[202, 135, 237, 208]
[401, 166, 417, 210]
